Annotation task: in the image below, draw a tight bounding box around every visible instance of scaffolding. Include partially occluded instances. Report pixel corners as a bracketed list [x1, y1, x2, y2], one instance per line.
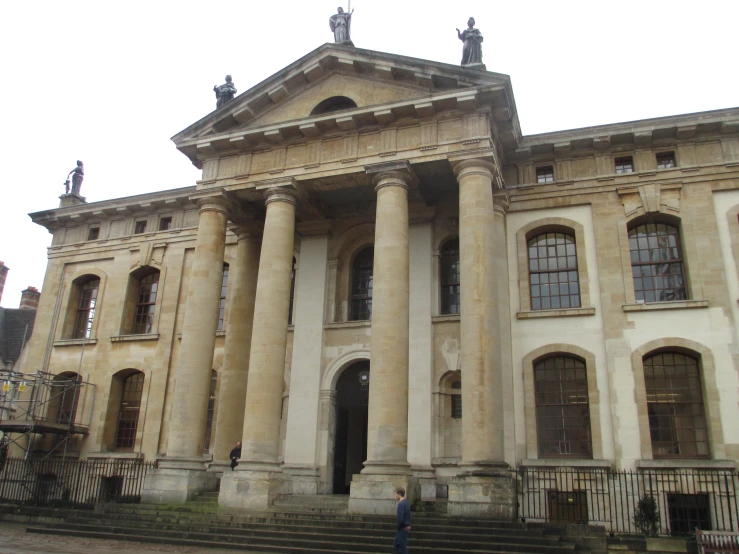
[0, 370, 95, 461]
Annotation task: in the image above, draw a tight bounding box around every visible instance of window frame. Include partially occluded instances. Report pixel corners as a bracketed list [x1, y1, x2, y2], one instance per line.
[439, 238, 460, 316]
[349, 247, 374, 321]
[527, 231, 581, 311]
[615, 156, 634, 174]
[114, 371, 145, 451]
[656, 151, 677, 169]
[87, 227, 100, 241]
[134, 220, 148, 234]
[536, 165, 555, 184]
[158, 216, 173, 231]
[203, 370, 218, 452]
[217, 264, 229, 331]
[72, 278, 100, 339]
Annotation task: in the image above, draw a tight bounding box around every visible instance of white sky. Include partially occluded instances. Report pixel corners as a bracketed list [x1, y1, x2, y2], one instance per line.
[0, 0, 736, 308]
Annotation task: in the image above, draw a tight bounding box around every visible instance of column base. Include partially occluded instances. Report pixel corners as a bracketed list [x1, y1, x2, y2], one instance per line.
[218, 467, 285, 510]
[447, 463, 515, 519]
[348, 470, 414, 515]
[282, 464, 326, 495]
[141, 458, 216, 504]
[411, 466, 437, 502]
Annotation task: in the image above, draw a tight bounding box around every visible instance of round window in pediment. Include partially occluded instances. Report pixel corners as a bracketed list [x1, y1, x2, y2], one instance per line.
[310, 96, 358, 116]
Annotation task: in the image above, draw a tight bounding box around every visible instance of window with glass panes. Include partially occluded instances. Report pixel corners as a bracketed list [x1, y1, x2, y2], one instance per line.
[217, 264, 229, 331]
[534, 356, 592, 458]
[644, 352, 709, 458]
[440, 239, 460, 315]
[656, 152, 676, 169]
[288, 258, 296, 325]
[628, 223, 686, 303]
[451, 381, 462, 419]
[528, 232, 580, 310]
[115, 372, 144, 450]
[72, 278, 99, 339]
[133, 272, 159, 334]
[203, 370, 217, 452]
[536, 166, 554, 183]
[615, 156, 634, 174]
[350, 247, 373, 321]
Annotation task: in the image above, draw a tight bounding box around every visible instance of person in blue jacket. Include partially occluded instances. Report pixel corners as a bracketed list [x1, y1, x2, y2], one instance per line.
[394, 487, 411, 554]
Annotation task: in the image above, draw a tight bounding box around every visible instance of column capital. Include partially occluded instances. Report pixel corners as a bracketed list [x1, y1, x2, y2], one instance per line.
[365, 160, 417, 192]
[230, 221, 263, 241]
[452, 158, 497, 181]
[263, 186, 298, 206]
[193, 194, 231, 216]
[493, 193, 510, 216]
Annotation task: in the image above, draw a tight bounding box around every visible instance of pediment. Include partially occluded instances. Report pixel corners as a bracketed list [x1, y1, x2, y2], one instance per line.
[172, 44, 516, 165]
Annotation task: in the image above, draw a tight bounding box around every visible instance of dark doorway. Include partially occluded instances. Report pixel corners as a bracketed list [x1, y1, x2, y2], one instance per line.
[332, 361, 369, 494]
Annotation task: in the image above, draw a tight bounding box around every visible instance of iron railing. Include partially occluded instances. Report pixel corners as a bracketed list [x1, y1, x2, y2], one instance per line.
[0, 457, 154, 508]
[517, 466, 739, 536]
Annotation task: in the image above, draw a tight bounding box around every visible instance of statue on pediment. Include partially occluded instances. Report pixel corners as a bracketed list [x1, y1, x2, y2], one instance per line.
[66, 160, 84, 195]
[330, 6, 354, 45]
[214, 75, 237, 109]
[457, 17, 484, 67]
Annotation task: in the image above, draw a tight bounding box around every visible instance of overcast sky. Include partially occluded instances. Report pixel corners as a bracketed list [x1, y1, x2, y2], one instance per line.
[0, 0, 736, 308]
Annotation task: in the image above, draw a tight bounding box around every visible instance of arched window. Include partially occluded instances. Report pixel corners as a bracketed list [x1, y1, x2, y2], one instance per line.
[528, 232, 580, 310]
[51, 372, 82, 425]
[203, 370, 218, 452]
[72, 278, 99, 339]
[288, 257, 296, 325]
[310, 96, 358, 115]
[440, 239, 460, 315]
[644, 351, 708, 458]
[115, 371, 145, 450]
[450, 380, 462, 419]
[133, 271, 159, 334]
[629, 222, 686, 303]
[218, 264, 229, 331]
[534, 356, 592, 458]
[350, 247, 374, 321]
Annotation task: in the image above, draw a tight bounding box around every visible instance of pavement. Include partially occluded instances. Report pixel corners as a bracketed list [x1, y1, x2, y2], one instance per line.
[0, 522, 271, 554]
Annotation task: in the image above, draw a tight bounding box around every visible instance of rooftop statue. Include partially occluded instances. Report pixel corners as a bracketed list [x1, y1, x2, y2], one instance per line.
[456, 17, 484, 67]
[330, 6, 354, 45]
[66, 160, 84, 195]
[214, 75, 237, 109]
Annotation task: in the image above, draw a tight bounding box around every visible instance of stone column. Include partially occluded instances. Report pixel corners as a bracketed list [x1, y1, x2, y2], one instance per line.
[349, 165, 412, 515]
[219, 185, 297, 509]
[448, 158, 514, 518]
[210, 223, 262, 466]
[142, 195, 229, 503]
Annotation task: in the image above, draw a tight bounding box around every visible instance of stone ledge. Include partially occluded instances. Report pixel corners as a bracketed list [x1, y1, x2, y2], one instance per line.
[53, 338, 98, 347]
[432, 314, 460, 323]
[87, 451, 144, 460]
[432, 457, 461, 467]
[521, 458, 613, 469]
[324, 321, 371, 330]
[517, 307, 595, 319]
[622, 299, 708, 312]
[110, 333, 159, 343]
[636, 459, 736, 470]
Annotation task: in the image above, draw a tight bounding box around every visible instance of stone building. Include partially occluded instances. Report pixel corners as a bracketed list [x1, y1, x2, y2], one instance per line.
[22, 43, 739, 517]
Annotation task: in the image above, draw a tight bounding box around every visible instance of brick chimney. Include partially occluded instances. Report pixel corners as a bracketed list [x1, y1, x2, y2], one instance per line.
[0, 261, 8, 306]
[19, 286, 40, 311]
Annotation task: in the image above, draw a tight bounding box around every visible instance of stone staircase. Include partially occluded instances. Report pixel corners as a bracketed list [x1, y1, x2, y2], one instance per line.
[24, 494, 606, 553]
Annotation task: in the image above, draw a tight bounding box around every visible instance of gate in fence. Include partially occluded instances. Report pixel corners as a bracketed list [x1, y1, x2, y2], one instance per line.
[517, 466, 739, 536]
[0, 457, 154, 509]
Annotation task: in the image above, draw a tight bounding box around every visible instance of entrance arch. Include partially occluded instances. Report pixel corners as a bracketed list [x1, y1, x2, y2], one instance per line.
[332, 361, 370, 494]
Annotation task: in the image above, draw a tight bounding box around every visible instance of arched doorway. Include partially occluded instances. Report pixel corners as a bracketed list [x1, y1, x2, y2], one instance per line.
[332, 361, 369, 494]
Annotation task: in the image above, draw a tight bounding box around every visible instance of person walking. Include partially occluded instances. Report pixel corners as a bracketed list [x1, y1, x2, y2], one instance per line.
[394, 487, 411, 554]
[229, 441, 242, 470]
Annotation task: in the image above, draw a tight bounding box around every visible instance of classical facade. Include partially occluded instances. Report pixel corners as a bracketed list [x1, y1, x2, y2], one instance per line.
[22, 43, 739, 517]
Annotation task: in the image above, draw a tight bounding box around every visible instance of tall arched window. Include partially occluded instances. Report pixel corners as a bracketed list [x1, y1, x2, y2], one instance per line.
[288, 257, 296, 325]
[644, 351, 708, 458]
[440, 239, 460, 315]
[534, 356, 592, 458]
[115, 372, 145, 450]
[72, 278, 99, 339]
[629, 222, 686, 302]
[350, 247, 374, 321]
[133, 272, 159, 334]
[528, 232, 580, 310]
[203, 370, 218, 452]
[218, 264, 229, 331]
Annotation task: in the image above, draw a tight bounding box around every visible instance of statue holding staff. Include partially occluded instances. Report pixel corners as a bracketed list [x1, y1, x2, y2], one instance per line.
[67, 160, 84, 195]
[456, 17, 484, 67]
[330, 6, 354, 45]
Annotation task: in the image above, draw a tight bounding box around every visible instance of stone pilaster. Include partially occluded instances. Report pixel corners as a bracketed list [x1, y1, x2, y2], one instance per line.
[349, 165, 412, 515]
[447, 158, 514, 519]
[209, 223, 262, 469]
[142, 195, 229, 503]
[219, 185, 297, 510]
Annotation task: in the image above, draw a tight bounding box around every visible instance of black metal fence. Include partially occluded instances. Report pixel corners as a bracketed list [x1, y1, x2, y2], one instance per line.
[517, 466, 739, 536]
[0, 457, 154, 509]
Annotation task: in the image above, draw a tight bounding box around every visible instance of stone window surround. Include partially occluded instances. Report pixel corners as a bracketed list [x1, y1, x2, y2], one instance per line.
[327, 223, 375, 323]
[99, 367, 151, 454]
[522, 344, 604, 461]
[56, 268, 109, 343]
[618, 211, 701, 304]
[118, 265, 167, 337]
[516, 217, 592, 315]
[433, 370, 463, 460]
[631, 338, 725, 461]
[432, 234, 460, 317]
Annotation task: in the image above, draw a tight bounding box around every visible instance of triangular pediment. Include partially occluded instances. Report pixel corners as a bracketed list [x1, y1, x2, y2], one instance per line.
[172, 44, 516, 165]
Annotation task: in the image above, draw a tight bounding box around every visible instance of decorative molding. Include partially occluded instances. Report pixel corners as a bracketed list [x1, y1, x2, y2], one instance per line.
[110, 333, 159, 343]
[622, 299, 709, 312]
[517, 307, 596, 319]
